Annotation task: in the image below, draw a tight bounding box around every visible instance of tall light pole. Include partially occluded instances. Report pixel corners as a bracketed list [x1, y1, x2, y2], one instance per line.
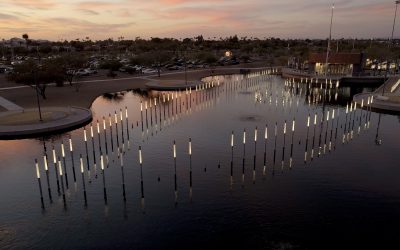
[383, 0, 400, 95]
[33, 69, 43, 122]
[325, 3, 335, 76]
[184, 49, 187, 85]
[390, 1, 400, 45]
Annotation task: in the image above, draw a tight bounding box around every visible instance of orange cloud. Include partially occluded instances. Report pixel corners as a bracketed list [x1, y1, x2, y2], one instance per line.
[76, 1, 119, 10]
[4, 0, 56, 9]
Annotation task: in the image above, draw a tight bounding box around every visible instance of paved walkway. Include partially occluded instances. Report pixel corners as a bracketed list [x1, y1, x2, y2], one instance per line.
[0, 107, 92, 139]
[0, 96, 23, 111]
[353, 76, 400, 112]
[0, 66, 279, 92]
[145, 79, 202, 90]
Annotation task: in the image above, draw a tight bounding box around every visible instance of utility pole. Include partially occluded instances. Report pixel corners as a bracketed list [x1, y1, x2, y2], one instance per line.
[325, 3, 335, 76]
[383, 0, 400, 95]
[184, 49, 187, 85]
[33, 69, 43, 122]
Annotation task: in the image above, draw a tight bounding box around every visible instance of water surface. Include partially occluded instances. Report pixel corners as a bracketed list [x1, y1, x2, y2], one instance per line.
[0, 73, 399, 249]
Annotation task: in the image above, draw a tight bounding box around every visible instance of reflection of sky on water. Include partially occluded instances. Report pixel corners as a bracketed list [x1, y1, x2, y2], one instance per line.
[0, 73, 400, 249]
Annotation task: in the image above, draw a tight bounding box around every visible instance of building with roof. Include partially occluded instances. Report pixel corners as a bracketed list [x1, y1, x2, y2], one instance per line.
[308, 52, 364, 76]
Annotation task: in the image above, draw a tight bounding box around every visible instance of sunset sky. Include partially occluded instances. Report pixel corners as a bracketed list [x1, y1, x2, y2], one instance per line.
[0, 0, 397, 41]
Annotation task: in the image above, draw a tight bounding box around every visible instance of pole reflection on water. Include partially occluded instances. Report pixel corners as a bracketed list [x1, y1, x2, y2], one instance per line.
[52, 145, 61, 195]
[80, 155, 87, 207]
[58, 157, 66, 208]
[43, 154, 52, 203]
[61, 141, 69, 189]
[26, 70, 381, 214]
[83, 127, 91, 181]
[35, 159, 44, 209]
[69, 136, 76, 183]
[90, 124, 97, 177]
[189, 137, 193, 201]
[138, 146, 145, 210]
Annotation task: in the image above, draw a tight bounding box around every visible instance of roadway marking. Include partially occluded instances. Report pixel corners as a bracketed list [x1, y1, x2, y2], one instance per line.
[0, 96, 24, 111]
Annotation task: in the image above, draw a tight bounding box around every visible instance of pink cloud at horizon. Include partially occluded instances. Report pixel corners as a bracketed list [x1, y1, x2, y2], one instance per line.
[0, 0, 398, 40]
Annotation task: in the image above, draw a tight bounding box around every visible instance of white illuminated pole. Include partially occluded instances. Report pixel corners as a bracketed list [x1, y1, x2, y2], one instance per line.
[189, 138, 193, 200]
[52, 145, 60, 194]
[125, 106, 130, 148]
[139, 146, 145, 207]
[101, 154, 107, 204]
[61, 141, 69, 189]
[282, 120, 287, 168]
[304, 114, 311, 163]
[90, 123, 97, 173]
[120, 109, 125, 152]
[290, 118, 295, 168]
[273, 122, 277, 166]
[145, 101, 148, 129]
[58, 157, 66, 205]
[83, 127, 91, 179]
[43, 154, 52, 202]
[311, 113, 317, 160]
[120, 148, 126, 201]
[115, 111, 120, 155]
[325, 3, 335, 76]
[79, 154, 87, 206]
[69, 136, 76, 183]
[243, 128, 246, 155]
[154, 99, 158, 127]
[103, 117, 109, 165]
[253, 127, 257, 179]
[140, 101, 144, 131]
[230, 131, 234, 181]
[173, 140, 178, 203]
[97, 120, 102, 154]
[263, 124, 268, 175]
[109, 114, 114, 155]
[35, 159, 44, 208]
[343, 104, 349, 143]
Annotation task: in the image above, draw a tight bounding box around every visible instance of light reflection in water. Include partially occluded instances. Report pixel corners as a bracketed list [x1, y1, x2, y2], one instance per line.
[0, 70, 399, 249]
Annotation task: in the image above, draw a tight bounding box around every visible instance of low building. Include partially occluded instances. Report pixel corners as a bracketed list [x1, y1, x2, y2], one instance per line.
[308, 52, 364, 76]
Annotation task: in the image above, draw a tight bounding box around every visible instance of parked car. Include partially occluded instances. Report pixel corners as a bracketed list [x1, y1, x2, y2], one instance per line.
[167, 65, 183, 71]
[74, 69, 90, 76]
[142, 68, 158, 74]
[86, 68, 97, 74]
[119, 65, 136, 74]
[4, 67, 14, 74]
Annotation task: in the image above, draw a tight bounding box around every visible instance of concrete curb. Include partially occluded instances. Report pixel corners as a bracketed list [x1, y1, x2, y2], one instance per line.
[0, 106, 92, 140]
[145, 81, 202, 91]
[353, 93, 400, 112]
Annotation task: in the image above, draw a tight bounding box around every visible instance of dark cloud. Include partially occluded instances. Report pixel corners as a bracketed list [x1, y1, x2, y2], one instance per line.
[77, 9, 100, 15]
[0, 13, 18, 20]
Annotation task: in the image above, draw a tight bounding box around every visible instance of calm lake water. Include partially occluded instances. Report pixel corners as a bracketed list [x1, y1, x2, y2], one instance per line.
[1, 73, 400, 249]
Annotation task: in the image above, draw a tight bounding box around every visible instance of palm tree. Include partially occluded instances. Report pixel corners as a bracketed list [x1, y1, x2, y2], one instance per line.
[22, 33, 29, 48]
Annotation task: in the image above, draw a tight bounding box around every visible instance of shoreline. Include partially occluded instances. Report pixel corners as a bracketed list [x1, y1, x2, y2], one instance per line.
[0, 62, 274, 110]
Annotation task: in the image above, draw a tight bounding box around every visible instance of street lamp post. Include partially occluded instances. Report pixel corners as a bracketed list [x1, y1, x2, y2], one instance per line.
[184, 50, 188, 85]
[390, 1, 400, 46]
[325, 4, 335, 76]
[383, 0, 400, 96]
[33, 70, 43, 122]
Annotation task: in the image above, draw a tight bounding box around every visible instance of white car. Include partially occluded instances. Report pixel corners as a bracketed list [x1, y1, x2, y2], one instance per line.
[74, 69, 90, 76]
[142, 68, 158, 74]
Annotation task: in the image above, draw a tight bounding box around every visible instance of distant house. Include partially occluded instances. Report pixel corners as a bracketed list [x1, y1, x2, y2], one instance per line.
[308, 52, 364, 76]
[8, 38, 26, 47]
